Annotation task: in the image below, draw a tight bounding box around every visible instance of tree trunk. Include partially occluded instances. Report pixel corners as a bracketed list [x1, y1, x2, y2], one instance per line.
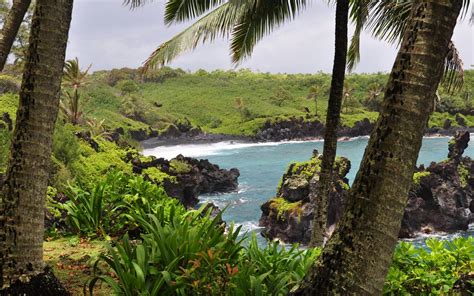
[310, 0, 348, 247]
[292, 1, 462, 294]
[0, 0, 31, 71]
[0, 0, 73, 288]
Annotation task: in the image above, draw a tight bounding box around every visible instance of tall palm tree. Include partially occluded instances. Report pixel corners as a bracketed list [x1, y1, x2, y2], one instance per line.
[309, 0, 348, 247]
[126, 0, 469, 247]
[291, 0, 463, 293]
[60, 57, 91, 125]
[0, 0, 31, 71]
[0, 0, 73, 289]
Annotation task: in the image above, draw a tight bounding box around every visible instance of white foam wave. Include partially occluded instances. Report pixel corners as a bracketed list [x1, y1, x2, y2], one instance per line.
[235, 221, 263, 233]
[142, 139, 324, 159]
[143, 133, 471, 160]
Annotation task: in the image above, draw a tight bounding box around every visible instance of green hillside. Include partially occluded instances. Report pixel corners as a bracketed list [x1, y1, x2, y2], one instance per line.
[1, 68, 473, 139]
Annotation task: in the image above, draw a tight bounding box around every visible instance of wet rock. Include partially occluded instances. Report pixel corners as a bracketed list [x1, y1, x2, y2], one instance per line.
[254, 116, 375, 141]
[448, 130, 470, 160]
[260, 132, 473, 244]
[133, 154, 239, 208]
[259, 153, 350, 244]
[400, 131, 473, 238]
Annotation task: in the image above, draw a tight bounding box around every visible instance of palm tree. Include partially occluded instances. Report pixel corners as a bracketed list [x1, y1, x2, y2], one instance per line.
[0, 0, 73, 289]
[0, 0, 32, 71]
[364, 82, 383, 111]
[309, 0, 348, 247]
[291, 1, 463, 293]
[126, 1, 469, 247]
[306, 85, 322, 117]
[60, 58, 91, 125]
[342, 82, 355, 113]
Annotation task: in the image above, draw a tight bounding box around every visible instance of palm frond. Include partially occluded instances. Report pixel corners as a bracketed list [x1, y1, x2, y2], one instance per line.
[229, 0, 308, 64]
[347, 0, 370, 71]
[143, 1, 248, 71]
[164, 0, 226, 24]
[352, 0, 468, 91]
[122, 0, 152, 9]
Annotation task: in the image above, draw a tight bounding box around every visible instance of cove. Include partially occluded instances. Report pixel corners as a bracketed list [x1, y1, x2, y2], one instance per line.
[143, 136, 474, 245]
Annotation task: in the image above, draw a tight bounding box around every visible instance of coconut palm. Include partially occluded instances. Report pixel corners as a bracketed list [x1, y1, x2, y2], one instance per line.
[0, 0, 32, 71]
[0, 0, 73, 289]
[292, 1, 464, 293]
[310, 0, 348, 247]
[60, 58, 91, 125]
[125, 0, 470, 247]
[364, 82, 383, 111]
[306, 85, 321, 116]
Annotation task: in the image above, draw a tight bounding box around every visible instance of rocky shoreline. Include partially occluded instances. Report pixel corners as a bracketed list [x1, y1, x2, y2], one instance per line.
[138, 117, 474, 147]
[259, 131, 474, 244]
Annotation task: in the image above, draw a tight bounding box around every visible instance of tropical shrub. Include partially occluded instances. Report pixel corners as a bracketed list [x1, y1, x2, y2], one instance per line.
[384, 237, 474, 295]
[59, 171, 183, 238]
[89, 206, 321, 296]
[88, 207, 244, 295]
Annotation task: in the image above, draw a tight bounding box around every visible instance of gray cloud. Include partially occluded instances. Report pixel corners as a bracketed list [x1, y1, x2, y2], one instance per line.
[66, 0, 473, 73]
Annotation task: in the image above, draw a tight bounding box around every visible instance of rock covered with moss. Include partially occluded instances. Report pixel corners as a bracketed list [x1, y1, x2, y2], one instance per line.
[259, 151, 350, 244]
[400, 131, 473, 237]
[130, 153, 240, 207]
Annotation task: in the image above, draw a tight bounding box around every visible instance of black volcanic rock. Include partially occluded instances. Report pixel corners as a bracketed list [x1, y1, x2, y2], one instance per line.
[132, 154, 239, 208]
[400, 131, 473, 238]
[259, 152, 350, 244]
[260, 132, 473, 244]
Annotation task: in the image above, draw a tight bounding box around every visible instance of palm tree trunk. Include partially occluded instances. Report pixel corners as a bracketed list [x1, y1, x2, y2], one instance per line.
[0, 0, 73, 288]
[292, 0, 462, 294]
[0, 0, 32, 71]
[310, 0, 348, 247]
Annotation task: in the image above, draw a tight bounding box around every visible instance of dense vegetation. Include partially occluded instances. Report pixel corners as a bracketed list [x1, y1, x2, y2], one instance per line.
[1, 68, 471, 141]
[0, 65, 472, 294]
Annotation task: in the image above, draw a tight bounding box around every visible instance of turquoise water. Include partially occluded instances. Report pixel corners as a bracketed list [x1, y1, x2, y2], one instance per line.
[143, 136, 474, 244]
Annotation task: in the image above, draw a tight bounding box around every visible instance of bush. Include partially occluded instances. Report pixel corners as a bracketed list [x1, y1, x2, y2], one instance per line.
[384, 237, 474, 295]
[52, 123, 81, 166]
[89, 206, 320, 295]
[59, 170, 183, 238]
[117, 79, 140, 95]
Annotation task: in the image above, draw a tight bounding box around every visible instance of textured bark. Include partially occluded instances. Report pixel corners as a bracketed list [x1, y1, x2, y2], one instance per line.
[0, 0, 73, 288]
[292, 0, 462, 294]
[310, 0, 348, 247]
[0, 0, 32, 71]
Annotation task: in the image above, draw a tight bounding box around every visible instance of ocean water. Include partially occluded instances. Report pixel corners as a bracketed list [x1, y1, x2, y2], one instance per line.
[143, 136, 474, 245]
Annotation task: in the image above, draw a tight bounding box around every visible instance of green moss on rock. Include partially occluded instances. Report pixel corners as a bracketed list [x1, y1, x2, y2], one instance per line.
[142, 167, 176, 184]
[413, 171, 431, 186]
[457, 164, 469, 188]
[269, 197, 303, 221]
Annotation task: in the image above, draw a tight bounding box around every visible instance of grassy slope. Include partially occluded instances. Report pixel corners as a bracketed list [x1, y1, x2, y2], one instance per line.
[0, 69, 473, 138]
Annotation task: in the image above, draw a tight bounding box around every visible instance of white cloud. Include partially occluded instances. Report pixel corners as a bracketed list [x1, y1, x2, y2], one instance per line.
[66, 0, 473, 73]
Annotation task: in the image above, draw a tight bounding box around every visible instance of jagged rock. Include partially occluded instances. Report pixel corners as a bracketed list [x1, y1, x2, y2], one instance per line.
[129, 128, 149, 141]
[444, 118, 452, 129]
[133, 154, 239, 208]
[260, 132, 473, 244]
[400, 131, 473, 238]
[455, 114, 467, 127]
[448, 130, 470, 160]
[75, 131, 99, 152]
[254, 116, 375, 141]
[259, 153, 350, 244]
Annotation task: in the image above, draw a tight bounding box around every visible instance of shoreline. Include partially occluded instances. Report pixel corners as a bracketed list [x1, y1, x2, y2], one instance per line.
[141, 128, 474, 149]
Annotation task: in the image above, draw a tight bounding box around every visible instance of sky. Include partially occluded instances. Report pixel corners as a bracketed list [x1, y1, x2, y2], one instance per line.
[66, 0, 473, 74]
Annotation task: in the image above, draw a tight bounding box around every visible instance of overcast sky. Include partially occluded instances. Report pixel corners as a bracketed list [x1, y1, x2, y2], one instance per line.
[66, 0, 473, 74]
